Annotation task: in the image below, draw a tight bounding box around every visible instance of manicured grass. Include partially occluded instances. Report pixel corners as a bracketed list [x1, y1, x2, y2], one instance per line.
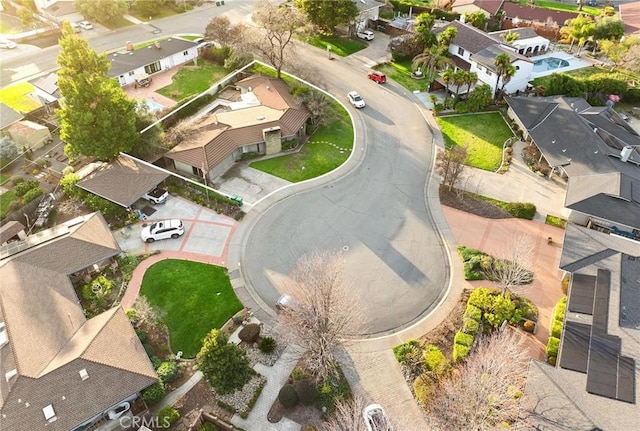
[105, 16, 134, 29]
[530, 65, 640, 88]
[0, 174, 10, 185]
[301, 35, 367, 57]
[0, 82, 42, 113]
[546, 214, 567, 229]
[436, 113, 511, 171]
[534, 0, 600, 15]
[156, 62, 229, 101]
[250, 101, 353, 182]
[0, 190, 18, 218]
[129, 6, 181, 21]
[140, 260, 243, 358]
[373, 61, 426, 92]
[180, 34, 203, 41]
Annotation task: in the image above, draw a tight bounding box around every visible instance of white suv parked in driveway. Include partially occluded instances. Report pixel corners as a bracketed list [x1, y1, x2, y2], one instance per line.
[140, 219, 185, 243]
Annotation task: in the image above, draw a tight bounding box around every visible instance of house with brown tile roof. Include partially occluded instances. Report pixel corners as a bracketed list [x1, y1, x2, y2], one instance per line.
[452, 0, 504, 18]
[502, 2, 579, 28]
[0, 213, 157, 431]
[620, 1, 640, 35]
[166, 74, 310, 180]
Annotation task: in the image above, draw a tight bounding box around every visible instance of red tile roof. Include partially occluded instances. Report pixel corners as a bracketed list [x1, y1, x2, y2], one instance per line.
[620, 1, 640, 35]
[502, 3, 579, 26]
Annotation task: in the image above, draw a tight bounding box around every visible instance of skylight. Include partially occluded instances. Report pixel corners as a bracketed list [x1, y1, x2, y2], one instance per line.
[43, 404, 57, 423]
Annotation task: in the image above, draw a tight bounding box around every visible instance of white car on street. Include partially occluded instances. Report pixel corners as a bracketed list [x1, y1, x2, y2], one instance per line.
[348, 91, 365, 109]
[0, 39, 17, 49]
[79, 21, 93, 30]
[140, 219, 184, 243]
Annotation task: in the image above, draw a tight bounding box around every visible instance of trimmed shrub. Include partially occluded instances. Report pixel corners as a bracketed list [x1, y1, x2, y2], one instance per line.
[413, 373, 437, 405]
[9, 175, 23, 185]
[157, 406, 180, 428]
[546, 336, 560, 358]
[278, 384, 298, 408]
[454, 331, 474, 347]
[150, 356, 162, 370]
[523, 320, 536, 333]
[505, 202, 536, 219]
[22, 187, 43, 203]
[423, 345, 449, 378]
[142, 382, 165, 404]
[463, 304, 482, 322]
[551, 319, 563, 339]
[14, 179, 39, 196]
[157, 361, 179, 384]
[463, 260, 484, 280]
[457, 245, 485, 261]
[238, 323, 261, 343]
[453, 343, 470, 363]
[294, 379, 318, 405]
[135, 328, 148, 344]
[392, 339, 422, 364]
[462, 318, 480, 336]
[258, 336, 276, 353]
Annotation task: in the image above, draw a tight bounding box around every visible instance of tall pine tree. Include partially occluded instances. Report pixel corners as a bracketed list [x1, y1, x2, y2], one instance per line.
[57, 21, 138, 160]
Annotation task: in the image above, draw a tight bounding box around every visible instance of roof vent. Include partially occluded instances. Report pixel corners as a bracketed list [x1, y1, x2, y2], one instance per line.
[620, 146, 633, 162]
[257, 116, 266, 121]
[5, 369, 17, 382]
[79, 369, 89, 381]
[43, 405, 57, 423]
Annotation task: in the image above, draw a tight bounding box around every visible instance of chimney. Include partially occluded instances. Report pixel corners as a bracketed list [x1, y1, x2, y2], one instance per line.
[155, 41, 161, 49]
[125, 41, 133, 52]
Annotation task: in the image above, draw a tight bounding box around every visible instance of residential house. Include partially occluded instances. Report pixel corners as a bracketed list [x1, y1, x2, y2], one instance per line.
[0, 213, 158, 431]
[451, 0, 504, 19]
[165, 75, 310, 181]
[107, 38, 199, 87]
[620, 1, 640, 35]
[433, 19, 534, 95]
[31, 73, 60, 104]
[501, 3, 578, 36]
[0, 103, 24, 132]
[490, 27, 550, 57]
[354, 0, 382, 32]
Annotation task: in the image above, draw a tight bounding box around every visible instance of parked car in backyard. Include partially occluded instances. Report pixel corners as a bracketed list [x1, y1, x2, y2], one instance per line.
[368, 71, 387, 84]
[357, 30, 374, 41]
[142, 187, 169, 204]
[347, 91, 365, 108]
[140, 219, 184, 243]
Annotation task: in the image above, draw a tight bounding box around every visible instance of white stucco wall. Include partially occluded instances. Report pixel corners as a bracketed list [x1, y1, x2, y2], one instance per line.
[114, 47, 198, 86]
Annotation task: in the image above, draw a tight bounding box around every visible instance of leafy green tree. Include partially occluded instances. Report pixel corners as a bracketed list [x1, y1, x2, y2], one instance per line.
[437, 26, 458, 50]
[74, 0, 127, 25]
[294, 0, 358, 34]
[0, 137, 18, 167]
[591, 17, 625, 54]
[561, 15, 595, 54]
[389, 33, 426, 62]
[57, 22, 138, 160]
[196, 329, 253, 394]
[544, 74, 586, 97]
[412, 45, 453, 85]
[129, 102, 165, 160]
[17, 6, 34, 27]
[442, 69, 455, 103]
[466, 84, 492, 112]
[465, 11, 487, 30]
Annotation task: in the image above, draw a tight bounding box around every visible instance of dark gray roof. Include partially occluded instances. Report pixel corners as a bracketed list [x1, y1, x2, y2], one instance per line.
[31, 73, 59, 97]
[435, 20, 499, 54]
[77, 155, 169, 207]
[489, 27, 539, 41]
[355, 0, 381, 12]
[0, 103, 24, 129]
[505, 96, 640, 178]
[107, 38, 198, 77]
[568, 192, 640, 230]
[471, 44, 532, 70]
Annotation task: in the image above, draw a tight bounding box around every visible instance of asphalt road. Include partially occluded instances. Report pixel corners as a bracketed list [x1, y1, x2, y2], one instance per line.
[241, 45, 449, 336]
[0, 0, 255, 87]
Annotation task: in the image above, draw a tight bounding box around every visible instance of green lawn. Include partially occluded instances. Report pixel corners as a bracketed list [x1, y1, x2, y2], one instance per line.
[105, 16, 134, 29]
[156, 62, 229, 101]
[436, 113, 512, 171]
[301, 35, 367, 57]
[129, 6, 182, 21]
[0, 174, 10, 185]
[534, 0, 600, 15]
[140, 260, 243, 358]
[0, 190, 18, 218]
[373, 61, 426, 92]
[531, 65, 640, 88]
[250, 102, 353, 182]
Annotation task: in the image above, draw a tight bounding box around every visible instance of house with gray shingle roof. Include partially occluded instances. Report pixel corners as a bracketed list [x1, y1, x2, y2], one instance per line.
[166, 74, 310, 180]
[0, 213, 157, 431]
[107, 37, 199, 87]
[452, 0, 504, 18]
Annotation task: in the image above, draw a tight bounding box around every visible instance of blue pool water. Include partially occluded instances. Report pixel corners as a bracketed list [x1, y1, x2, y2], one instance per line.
[144, 98, 165, 113]
[533, 57, 570, 73]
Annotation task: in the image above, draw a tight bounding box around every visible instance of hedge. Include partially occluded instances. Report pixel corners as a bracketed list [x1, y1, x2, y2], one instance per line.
[550, 319, 563, 339]
[453, 343, 470, 362]
[462, 318, 480, 336]
[454, 331, 474, 347]
[505, 202, 536, 220]
[463, 304, 482, 322]
[546, 336, 560, 358]
[423, 345, 449, 377]
[392, 339, 422, 364]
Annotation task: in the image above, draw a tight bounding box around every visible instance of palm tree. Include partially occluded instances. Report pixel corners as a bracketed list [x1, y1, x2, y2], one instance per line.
[501, 31, 520, 45]
[493, 53, 515, 100]
[463, 71, 478, 94]
[452, 70, 467, 100]
[412, 45, 453, 86]
[442, 69, 455, 102]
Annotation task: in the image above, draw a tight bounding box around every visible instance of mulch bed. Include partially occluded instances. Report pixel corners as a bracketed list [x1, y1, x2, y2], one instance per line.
[439, 186, 513, 219]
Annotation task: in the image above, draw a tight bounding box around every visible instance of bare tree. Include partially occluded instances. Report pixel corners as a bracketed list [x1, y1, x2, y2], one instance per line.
[321, 390, 395, 431]
[251, 0, 307, 78]
[129, 296, 163, 329]
[294, 89, 336, 131]
[426, 328, 529, 430]
[277, 250, 363, 382]
[204, 16, 245, 48]
[435, 145, 468, 191]
[165, 118, 202, 146]
[487, 234, 535, 295]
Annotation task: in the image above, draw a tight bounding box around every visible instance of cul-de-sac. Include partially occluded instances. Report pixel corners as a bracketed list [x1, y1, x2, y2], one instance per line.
[0, 0, 638, 430]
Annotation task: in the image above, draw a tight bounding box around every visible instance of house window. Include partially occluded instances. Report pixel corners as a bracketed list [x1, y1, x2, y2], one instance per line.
[129, 71, 135, 76]
[183, 50, 189, 56]
[487, 71, 493, 77]
[457, 47, 464, 56]
[144, 61, 161, 74]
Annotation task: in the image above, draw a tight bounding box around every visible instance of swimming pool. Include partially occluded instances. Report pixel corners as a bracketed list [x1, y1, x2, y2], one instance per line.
[144, 98, 165, 113]
[532, 57, 570, 73]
